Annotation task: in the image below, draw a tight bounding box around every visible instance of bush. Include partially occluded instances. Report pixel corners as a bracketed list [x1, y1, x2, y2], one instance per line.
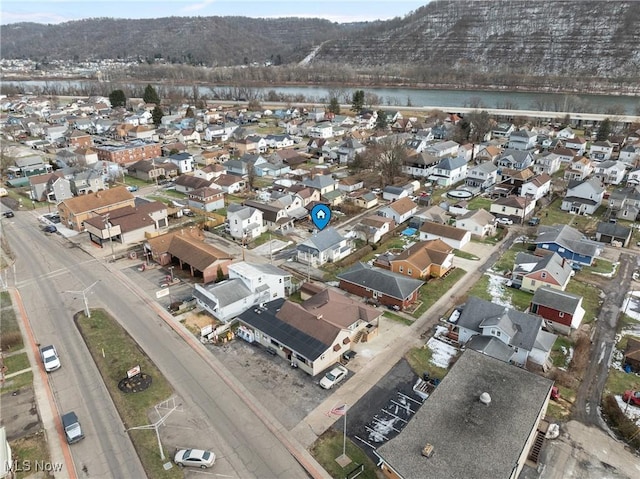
[602, 394, 640, 451]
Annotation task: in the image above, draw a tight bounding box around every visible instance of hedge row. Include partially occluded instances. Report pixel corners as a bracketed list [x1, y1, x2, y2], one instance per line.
[602, 394, 640, 451]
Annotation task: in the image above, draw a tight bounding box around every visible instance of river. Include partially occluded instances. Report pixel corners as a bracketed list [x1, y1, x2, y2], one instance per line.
[4, 79, 640, 115]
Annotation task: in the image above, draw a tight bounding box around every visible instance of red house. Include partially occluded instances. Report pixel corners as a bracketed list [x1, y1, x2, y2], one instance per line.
[529, 286, 585, 335]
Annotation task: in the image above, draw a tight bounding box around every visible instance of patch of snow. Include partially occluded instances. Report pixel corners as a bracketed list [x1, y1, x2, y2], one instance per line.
[359, 349, 375, 359]
[486, 273, 512, 308]
[614, 395, 640, 427]
[426, 337, 458, 369]
[593, 261, 619, 278]
[368, 416, 399, 443]
[559, 346, 574, 370]
[621, 291, 640, 324]
[434, 325, 449, 337]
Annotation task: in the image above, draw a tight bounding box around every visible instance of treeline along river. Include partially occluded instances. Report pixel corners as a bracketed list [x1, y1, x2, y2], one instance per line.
[5, 80, 640, 115]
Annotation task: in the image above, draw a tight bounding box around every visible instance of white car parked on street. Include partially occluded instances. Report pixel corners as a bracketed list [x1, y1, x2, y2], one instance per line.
[40, 345, 61, 372]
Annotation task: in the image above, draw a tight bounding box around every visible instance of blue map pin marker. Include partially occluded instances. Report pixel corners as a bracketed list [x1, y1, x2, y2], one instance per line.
[310, 204, 331, 231]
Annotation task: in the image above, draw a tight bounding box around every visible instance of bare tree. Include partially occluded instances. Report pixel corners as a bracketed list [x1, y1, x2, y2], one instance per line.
[375, 138, 408, 186]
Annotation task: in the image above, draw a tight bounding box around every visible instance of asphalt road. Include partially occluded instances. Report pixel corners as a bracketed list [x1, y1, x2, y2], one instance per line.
[571, 251, 636, 426]
[3, 211, 145, 478]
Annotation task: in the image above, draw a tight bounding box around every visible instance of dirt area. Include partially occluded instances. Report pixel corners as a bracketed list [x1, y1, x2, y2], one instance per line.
[182, 311, 216, 336]
[0, 385, 41, 441]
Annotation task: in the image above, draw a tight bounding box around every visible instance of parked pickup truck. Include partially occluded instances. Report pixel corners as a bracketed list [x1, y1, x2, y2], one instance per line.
[61, 412, 85, 444]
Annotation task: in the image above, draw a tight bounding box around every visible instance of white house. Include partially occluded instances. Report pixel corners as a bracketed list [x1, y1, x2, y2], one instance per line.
[508, 129, 538, 151]
[194, 262, 292, 322]
[419, 221, 471, 250]
[564, 156, 594, 181]
[354, 215, 395, 244]
[225, 204, 266, 240]
[590, 140, 614, 161]
[565, 137, 587, 156]
[465, 162, 498, 189]
[533, 151, 562, 175]
[490, 196, 537, 222]
[424, 140, 460, 158]
[561, 178, 605, 215]
[429, 156, 467, 187]
[455, 209, 497, 238]
[377, 197, 418, 224]
[520, 173, 552, 200]
[296, 227, 352, 267]
[168, 152, 194, 174]
[593, 160, 626, 185]
[619, 143, 640, 166]
[308, 122, 334, 139]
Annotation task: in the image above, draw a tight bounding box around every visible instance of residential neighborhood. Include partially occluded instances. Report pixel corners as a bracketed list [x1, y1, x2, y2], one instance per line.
[1, 89, 640, 479]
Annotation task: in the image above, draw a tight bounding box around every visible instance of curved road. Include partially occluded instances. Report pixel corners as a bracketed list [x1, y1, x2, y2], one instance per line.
[4, 209, 317, 478]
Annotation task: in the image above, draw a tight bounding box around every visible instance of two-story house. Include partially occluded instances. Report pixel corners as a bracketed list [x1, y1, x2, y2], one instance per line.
[508, 129, 538, 151]
[194, 262, 292, 322]
[490, 195, 536, 223]
[609, 185, 640, 220]
[533, 224, 601, 266]
[532, 151, 562, 175]
[168, 152, 194, 174]
[561, 178, 605, 215]
[564, 137, 587, 156]
[465, 162, 498, 190]
[530, 286, 586, 335]
[428, 156, 467, 187]
[593, 160, 626, 185]
[589, 140, 614, 161]
[512, 252, 573, 293]
[377, 197, 418, 225]
[226, 204, 266, 240]
[186, 187, 225, 212]
[495, 149, 534, 171]
[563, 156, 594, 181]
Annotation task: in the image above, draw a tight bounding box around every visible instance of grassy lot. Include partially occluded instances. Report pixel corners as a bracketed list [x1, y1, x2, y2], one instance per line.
[76, 309, 180, 479]
[1, 372, 33, 395]
[605, 369, 640, 397]
[383, 311, 413, 326]
[412, 268, 466, 318]
[491, 242, 530, 273]
[453, 249, 479, 260]
[0, 292, 23, 351]
[225, 194, 245, 204]
[310, 429, 379, 479]
[9, 431, 53, 479]
[145, 195, 172, 206]
[583, 258, 617, 276]
[464, 274, 532, 312]
[4, 352, 30, 374]
[541, 198, 604, 234]
[405, 346, 449, 380]
[551, 336, 575, 368]
[565, 281, 602, 323]
[466, 197, 492, 211]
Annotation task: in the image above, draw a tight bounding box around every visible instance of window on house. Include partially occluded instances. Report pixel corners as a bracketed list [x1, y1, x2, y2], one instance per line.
[399, 266, 404, 273]
[408, 269, 412, 275]
[502, 207, 506, 212]
[531, 280, 536, 286]
[558, 247, 565, 253]
[559, 312, 564, 318]
[542, 244, 549, 249]
[541, 272, 547, 279]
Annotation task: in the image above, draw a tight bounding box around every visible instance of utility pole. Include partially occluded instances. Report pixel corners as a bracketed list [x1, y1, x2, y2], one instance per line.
[64, 281, 99, 318]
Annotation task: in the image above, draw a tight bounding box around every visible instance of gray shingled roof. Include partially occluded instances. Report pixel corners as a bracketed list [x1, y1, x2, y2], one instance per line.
[513, 252, 572, 286]
[531, 286, 582, 314]
[457, 296, 542, 352]
[596, 222, 631, 239]
[297, 227, 345, 253]
[376, 349, 553, 479]
[337, 263, 424, 300]
[199, 278, 251, 308]
[466, 335, 513, 362]
[534, 224, 601, 257]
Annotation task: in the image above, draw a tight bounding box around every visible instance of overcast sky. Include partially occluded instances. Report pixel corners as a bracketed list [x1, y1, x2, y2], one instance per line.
[1, 1, 428, 25]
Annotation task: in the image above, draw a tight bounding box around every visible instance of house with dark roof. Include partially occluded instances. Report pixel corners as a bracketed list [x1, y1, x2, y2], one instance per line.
[623, 337, 640, 373]
[226, 204, 266, 240]
[384, 239, 454, 279]
[595, 222, 632, 247]
[296, 227, 352, 266]
[593, 160, 626, 185]
[489, 195, 536, 223]
[186, 187, 224, 212]
[563, 156, 594, 181]
[512, 252, 573, 293]
[590, 140, 614, 161]
[193, 261, 292, 322]
[609, 185, 640, 220]
[520, 173, 551, 200]
[454, 296, 557, 366]
[530, 286, 586, 335]
[338, 263, 424, 310]
[376, 349, 553, 479]
[565, 137, 587, 156]
[508, 129, 538, 151]
[211, 173, 246, 194]
[561, 178, 604, 215]
[465, 161, 498, 189]
[378, 197, 418, 224]
[419, 221, 471, 250]
[382, 185, 410, 201]
[174, 174, 213, 194]
[533, 224, 602, 266]
[402, 151, 441, 178]
[29, 171, 73, 203]
[236, 288, 382, 376]
[244, 199, 294, 232]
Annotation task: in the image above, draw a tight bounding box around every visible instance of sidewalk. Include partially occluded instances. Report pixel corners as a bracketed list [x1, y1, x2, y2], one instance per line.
[291, 230, 516, 447]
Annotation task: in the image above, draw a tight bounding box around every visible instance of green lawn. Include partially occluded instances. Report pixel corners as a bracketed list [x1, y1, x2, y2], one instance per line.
[605, 369, 640, 396]
[565, 281, 602, 323]
[10, 432, 52, 479]
[3, 352, 30, 374]
[383, 311, 413, 326]
[405, 346, 449, 380]
[0, 372, 33, 395]
[466, 197, 492, 211]
[76, 309, 181, 479]
[0, 292, 23, 351]
[491, 242, 530, 273]
[541, 198, 604, 234]
[466, 275, 493, 302]
[310, 429, 380, 479]
[551, 336, 575, 368]
[412, 269, 467, 318]
[453, 249, 479, 260]
[465, 274, 531, 311]
[584, 258, 617, 276]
